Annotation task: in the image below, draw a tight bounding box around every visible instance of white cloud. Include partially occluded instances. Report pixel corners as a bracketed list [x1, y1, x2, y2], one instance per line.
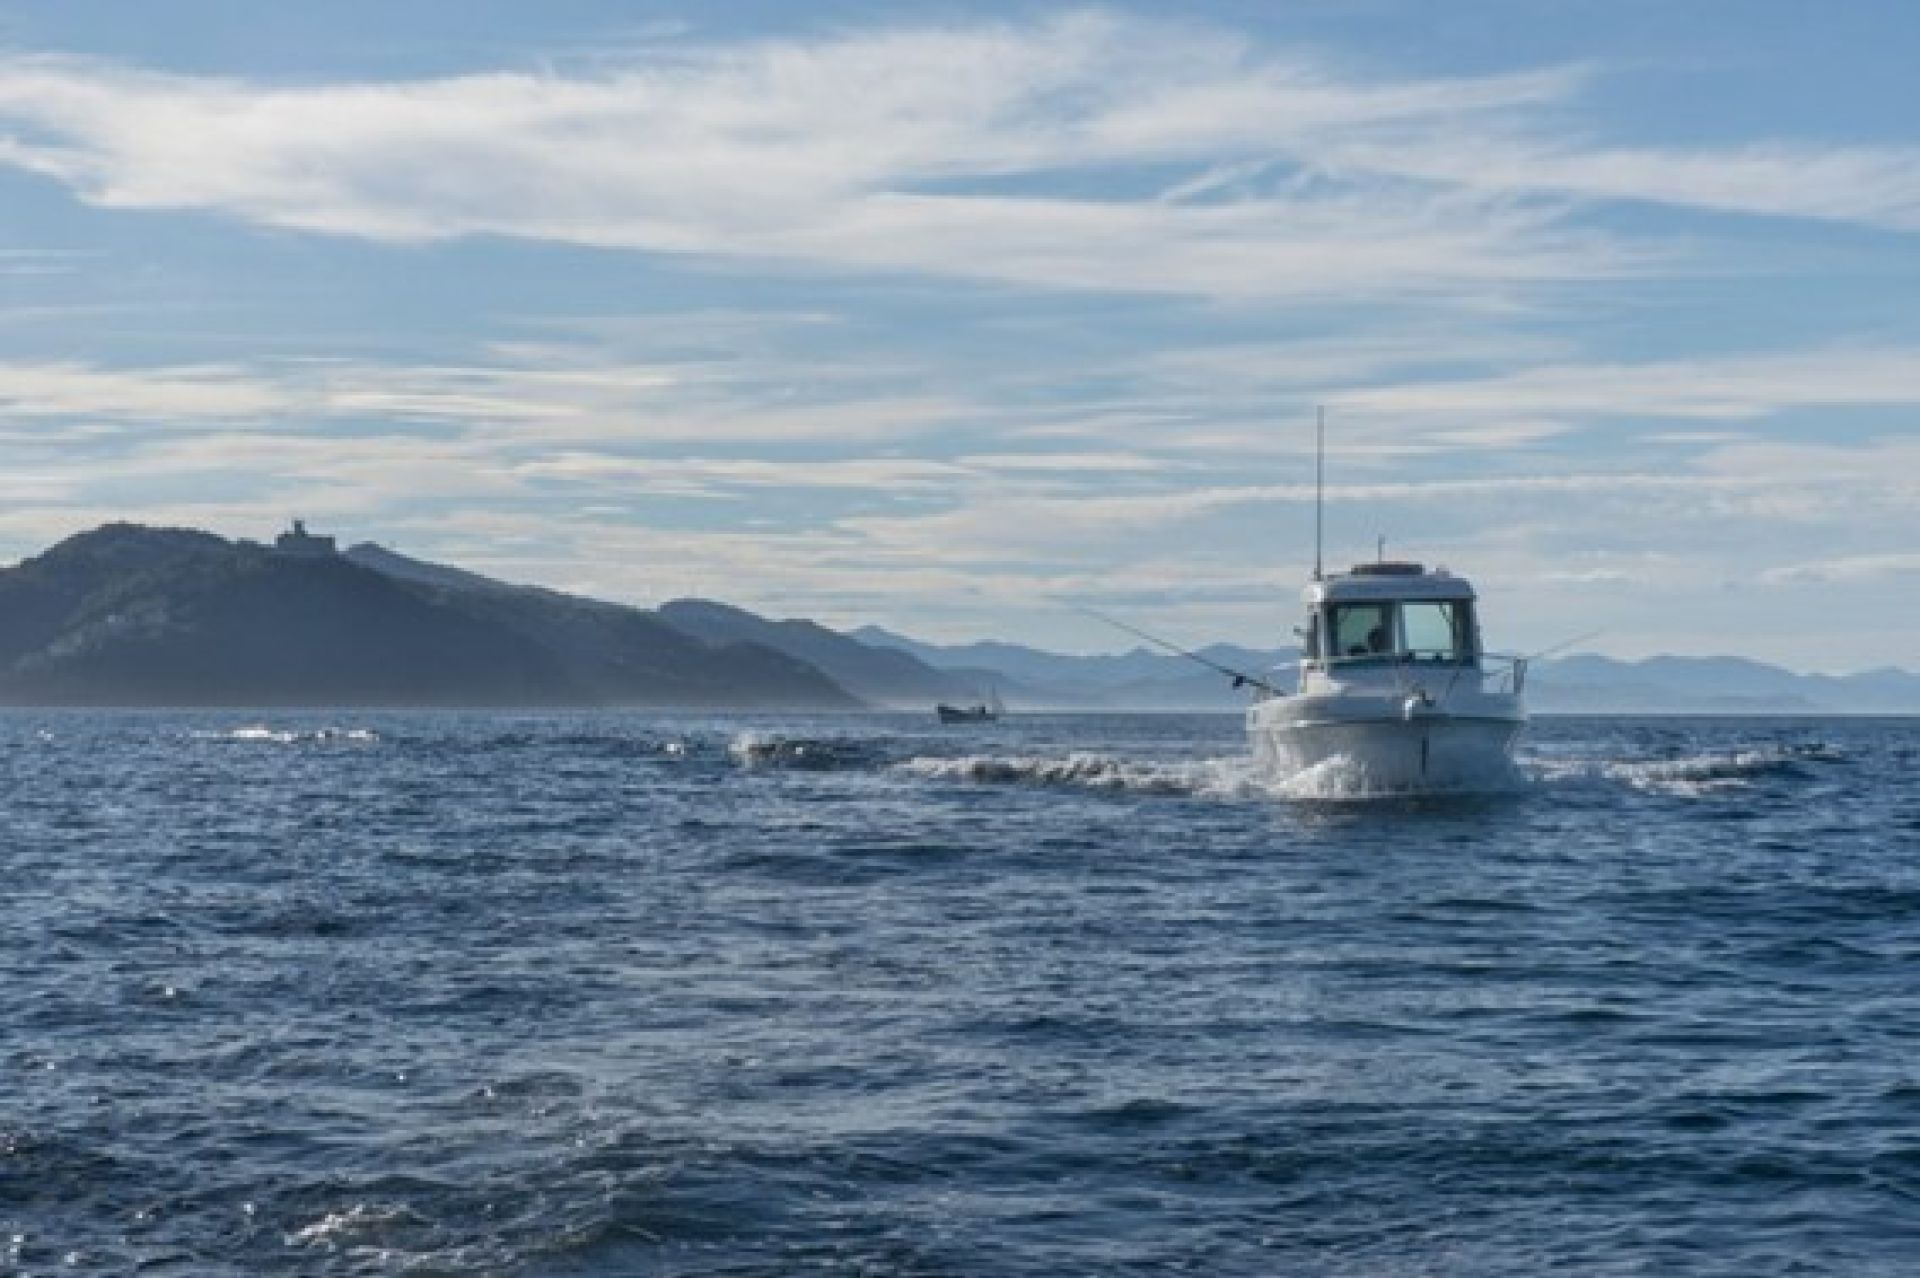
[0, 18, 1623, 301]
[1425, 422, 1569, 448]
[1337, 138, 1920, 233]
[1694, 435, 1920, 482]
[512, 454, 968, 493]
[0, 248, 94, 276]
[1759, 551, 1920, 586]
[0, 353, 970, 448]
[953, 452, 1167, 474]
[1335, 346, 1920, 423]
[0, 361, 290, 420]
[1, 12, 1913, 308]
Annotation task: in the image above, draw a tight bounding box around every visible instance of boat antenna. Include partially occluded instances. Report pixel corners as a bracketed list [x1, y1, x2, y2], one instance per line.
[1313, 405, 1325, 582]
[1069, 605, 1285, 696]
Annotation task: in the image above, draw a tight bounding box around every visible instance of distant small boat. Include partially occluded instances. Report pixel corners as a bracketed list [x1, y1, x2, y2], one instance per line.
[936, 690, 1003, 724]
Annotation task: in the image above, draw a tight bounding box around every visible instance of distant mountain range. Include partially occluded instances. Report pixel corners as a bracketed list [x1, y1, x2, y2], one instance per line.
[856, 629, 1920, 714]
[1525, 654, 1920, 715]
[655, 600, 981, 706]
[0, 522, 1914, 713]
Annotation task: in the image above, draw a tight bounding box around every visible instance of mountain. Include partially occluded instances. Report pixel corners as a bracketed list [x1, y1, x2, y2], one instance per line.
[350, 545, 861, 709]
[343, 541, 516, 595]
[852, 626, 1179, 687]
[1811, 666, 1920, 712]
[1529, 654, 1920, 714]
[1524, 656, 1821, 714]
[657, 600, 994, 708]
[852, 625, 1297, 708]
[856, 623, 1920, 713]
[0, 524, 856, 708]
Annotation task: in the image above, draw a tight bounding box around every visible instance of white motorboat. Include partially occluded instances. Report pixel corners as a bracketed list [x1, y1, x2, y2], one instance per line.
[1077, 411, 1527, 794]
[1246, 559, 1527, 792]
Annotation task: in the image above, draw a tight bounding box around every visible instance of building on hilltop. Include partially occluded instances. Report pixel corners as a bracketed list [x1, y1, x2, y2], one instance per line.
[274, 519, 338, 558]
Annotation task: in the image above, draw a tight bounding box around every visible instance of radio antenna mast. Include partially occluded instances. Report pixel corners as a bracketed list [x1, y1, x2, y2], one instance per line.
[1313, 405, 1326, 582]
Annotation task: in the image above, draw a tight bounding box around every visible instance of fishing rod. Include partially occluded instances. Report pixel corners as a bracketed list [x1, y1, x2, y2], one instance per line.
[1490, 628, 1606, 665]
[1071, 605, 1288, 696]
[1480, 628, 1605, 694]
[1523, 628, 1605, 662]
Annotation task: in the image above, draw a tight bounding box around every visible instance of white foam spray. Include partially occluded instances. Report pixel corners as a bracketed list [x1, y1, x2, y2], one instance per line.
[893, 750, 1508, 802]
[190, 726, 379, 745]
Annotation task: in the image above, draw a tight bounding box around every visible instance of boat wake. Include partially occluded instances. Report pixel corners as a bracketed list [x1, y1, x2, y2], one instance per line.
[895, 741, 1839, 803]
[895, 750, 1523, 802]
[896, 751, 1259, 798]
[1523, 743, 1842, 797]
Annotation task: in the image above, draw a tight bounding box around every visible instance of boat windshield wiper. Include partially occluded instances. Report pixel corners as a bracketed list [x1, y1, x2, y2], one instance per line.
[1070, 606, 1287, 696]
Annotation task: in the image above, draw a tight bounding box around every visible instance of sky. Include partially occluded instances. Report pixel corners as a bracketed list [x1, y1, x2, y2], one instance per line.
[0, 1, 1916, 672]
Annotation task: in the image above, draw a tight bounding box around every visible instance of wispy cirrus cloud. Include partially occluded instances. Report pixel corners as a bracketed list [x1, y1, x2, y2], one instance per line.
[0, 14, 1618, 301]
[1333, 138, 1920, 233]
[1333, 345, 1920, 423]
[0, 247, 95, 276]
[0, 353, 967, 446]
[1759, 551, 1920, 586]
[0, 361, 290, 421]
[1, 11, 1915, 308]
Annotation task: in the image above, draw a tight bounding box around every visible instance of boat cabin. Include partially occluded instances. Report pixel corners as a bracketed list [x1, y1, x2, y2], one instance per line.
[1299, 562, 1480, 669]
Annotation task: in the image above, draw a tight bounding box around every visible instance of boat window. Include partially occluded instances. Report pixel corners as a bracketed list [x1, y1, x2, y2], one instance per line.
[1401, 601, 1473, 662]
[1303, 612, 1322, 661]
[1330, 603, 1394, 658]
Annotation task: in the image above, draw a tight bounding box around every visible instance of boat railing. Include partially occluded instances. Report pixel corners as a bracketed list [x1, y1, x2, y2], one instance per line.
[1481, 654, 1528, 695]
[1295, 653, 1527, 697]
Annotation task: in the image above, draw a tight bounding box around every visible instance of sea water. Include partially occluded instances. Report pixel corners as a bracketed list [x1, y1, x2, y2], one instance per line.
[2, 711, 1917, 1275]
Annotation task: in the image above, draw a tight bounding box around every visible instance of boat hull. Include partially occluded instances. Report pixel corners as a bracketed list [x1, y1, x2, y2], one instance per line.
[1248, 701, 1524, 794]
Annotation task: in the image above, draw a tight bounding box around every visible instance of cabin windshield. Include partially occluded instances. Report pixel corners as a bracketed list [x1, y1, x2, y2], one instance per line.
[1400, 600, 1475, 663]
[1320, 600, 1476, 664]
[1329, 603, 1394, 659]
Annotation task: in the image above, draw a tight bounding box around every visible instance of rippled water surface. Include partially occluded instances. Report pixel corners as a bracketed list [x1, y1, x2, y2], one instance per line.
[4, 712, 1919, 1275]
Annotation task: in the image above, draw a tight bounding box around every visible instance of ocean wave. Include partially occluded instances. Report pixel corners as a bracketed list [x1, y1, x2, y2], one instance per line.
[287, 1201, 426, 1248]
[727, 731, 878, 771]
[1526, 743, 1840, 796]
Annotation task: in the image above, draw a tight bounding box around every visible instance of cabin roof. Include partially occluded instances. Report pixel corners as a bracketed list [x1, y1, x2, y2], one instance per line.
[1305, 563, 1476, 604]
